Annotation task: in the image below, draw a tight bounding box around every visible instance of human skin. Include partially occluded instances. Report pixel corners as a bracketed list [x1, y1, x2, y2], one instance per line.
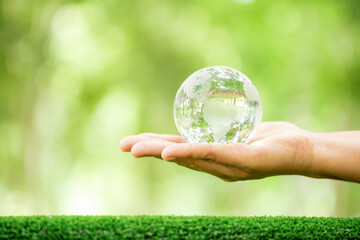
[119, 122, 360, 183]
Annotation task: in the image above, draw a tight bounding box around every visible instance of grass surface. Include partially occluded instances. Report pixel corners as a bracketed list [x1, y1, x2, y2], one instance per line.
[0, 216, 359, 239]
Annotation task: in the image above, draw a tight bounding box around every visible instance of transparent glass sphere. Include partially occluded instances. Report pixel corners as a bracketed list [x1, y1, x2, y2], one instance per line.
[174, 66, 262, 144]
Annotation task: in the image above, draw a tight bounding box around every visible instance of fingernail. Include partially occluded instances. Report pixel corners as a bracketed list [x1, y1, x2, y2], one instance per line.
[164, 156, 176, 161]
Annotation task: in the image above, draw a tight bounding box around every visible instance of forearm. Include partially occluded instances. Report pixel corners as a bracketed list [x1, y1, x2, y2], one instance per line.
[309, 131, 360, 182]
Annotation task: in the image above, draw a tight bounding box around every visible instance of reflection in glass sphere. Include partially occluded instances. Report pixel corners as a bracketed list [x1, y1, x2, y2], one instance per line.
[174, 66, 262, 144]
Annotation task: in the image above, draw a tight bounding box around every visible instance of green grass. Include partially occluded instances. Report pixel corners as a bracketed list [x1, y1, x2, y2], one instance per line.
[0, 216, 359, 239]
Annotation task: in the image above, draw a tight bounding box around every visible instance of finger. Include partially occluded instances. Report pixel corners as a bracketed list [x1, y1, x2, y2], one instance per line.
[248, 131, 264, 144]
[173, 158, 239, 181]
[120, 134, 186, 152]
[120, 136, 153, 152]
[249, 121, 298, 144]
[161, 143, 249, 166]
[248, 123, 273, 144]
[138, 133, 186, 143]
[131, 140, 174, 158]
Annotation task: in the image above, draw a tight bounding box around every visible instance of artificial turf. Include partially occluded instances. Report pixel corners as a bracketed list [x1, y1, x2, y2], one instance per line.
[0, 216, 359, 239]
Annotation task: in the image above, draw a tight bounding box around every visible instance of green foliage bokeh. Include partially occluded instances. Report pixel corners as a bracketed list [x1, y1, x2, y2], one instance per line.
[0, 0, 359, 216]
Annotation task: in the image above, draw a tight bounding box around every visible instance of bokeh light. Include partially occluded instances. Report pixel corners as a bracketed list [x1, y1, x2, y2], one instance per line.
[0, 0, 359, 217]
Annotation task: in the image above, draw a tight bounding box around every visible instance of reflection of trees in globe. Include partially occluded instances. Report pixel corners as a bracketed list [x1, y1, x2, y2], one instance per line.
[174, 66, 262, 144]
[175, 90, 215, 143]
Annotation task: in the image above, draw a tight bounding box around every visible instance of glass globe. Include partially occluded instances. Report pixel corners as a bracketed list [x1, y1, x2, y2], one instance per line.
[174, 66, 262, 144]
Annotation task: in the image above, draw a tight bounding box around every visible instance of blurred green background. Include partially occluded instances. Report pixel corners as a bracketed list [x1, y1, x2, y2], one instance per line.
[0, 0, 359, 216]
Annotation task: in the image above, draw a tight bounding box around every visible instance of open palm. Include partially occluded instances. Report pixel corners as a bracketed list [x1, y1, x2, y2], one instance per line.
[120, 122, 315, 181]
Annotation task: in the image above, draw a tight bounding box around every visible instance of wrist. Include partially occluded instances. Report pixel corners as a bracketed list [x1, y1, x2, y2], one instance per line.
[289, 129, 336, 180]
[305, 131, 356, 181]
[302, 131, 326, 179]
[293, 130, 320, 178]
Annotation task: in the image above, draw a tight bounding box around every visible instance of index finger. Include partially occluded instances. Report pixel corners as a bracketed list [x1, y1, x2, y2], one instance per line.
[120, 133, 186, 151]
[161, 143, 250, 166]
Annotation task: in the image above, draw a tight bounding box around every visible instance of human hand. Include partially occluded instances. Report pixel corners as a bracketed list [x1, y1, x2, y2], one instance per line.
[119, 122, 317, 181]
